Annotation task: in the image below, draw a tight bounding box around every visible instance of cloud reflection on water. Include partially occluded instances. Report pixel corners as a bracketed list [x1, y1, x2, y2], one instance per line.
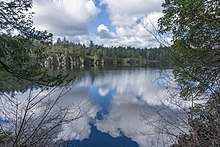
[0, 68, 188, 146]
[59, 68, 187, 146]
[87, 69, 183, 146]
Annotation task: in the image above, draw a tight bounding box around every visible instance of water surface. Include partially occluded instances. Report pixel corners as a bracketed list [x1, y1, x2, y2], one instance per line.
[1, 67, 187, 147]
[54, 68, 185, 147]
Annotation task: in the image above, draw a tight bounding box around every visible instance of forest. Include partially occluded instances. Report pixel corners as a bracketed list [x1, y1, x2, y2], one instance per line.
[0, 0, 219, 146]
[45, 39, 171, 69]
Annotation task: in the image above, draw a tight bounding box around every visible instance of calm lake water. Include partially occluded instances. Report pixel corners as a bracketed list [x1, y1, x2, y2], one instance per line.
[1, 67, 189, 147]
[52, 67, 187, 147]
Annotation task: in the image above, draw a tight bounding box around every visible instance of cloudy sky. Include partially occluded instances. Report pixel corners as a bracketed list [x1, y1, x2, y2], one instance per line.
[32, 0, 164, 48]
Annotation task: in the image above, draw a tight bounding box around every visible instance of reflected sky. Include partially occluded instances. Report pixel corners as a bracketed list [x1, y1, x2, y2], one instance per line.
[1, 68, 189, 146]
[55, 68, 187, 147]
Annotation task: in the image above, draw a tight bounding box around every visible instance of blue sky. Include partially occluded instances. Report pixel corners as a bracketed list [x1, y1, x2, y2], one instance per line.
[33, 0, 167, 48]
[89, 2, 115, 34]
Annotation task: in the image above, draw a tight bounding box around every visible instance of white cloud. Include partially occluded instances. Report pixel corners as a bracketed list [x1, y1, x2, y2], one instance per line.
[55, 98, 97, 141]
[90, 69, 188, 146]
[55, 34, 91, 45]
[97, 24, 109, 32]
[93, 0, 164, 48]
[33, 0, 99, 36]
[143, 12, 163, 32]
[32, 0, 165, 48]
[100, 0, 163, 27]
[95, 22, 161, 48]
[96, 24, 115, 39]
[95, 92, 187, 146]
[98, 86, 110, 96]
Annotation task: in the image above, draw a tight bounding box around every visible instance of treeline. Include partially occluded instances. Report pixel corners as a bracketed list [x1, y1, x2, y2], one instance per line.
[44, 38, 171, 69]
[0, 35, 171, 92]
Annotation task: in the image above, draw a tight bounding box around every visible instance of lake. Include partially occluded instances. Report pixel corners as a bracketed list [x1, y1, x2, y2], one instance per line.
[53, 67, 188, 147]
[1, 67, 189, 147]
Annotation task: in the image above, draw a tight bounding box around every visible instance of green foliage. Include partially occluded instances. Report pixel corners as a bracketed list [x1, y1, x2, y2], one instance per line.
[0, 129, 11, 143]
[0, 0, 32, 35]
[0, 0, 53, 41]
[173, 94, 220, 147]
[159, 0, 220, 146]
[48, 40, 172, 68]
[0, 0, 56, 86]
[0, 1, 84, 146]
[159, 0, 220, 97]
[0, 35, 43, 71]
